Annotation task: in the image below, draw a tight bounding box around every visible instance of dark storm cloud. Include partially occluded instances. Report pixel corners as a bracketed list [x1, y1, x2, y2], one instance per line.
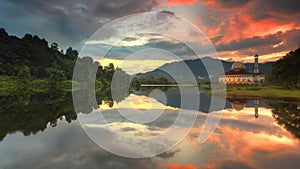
[159, 10, 175, 15]
[253, 0, 300, 16]
[120, 127, 137, 132]
[157, 149, 181, 159]
[216, 0, 251, 8]
[93, 0, 158, 18]
[123, 37, 138, 42]
[214, 160, 256, 169]
[249, 0, 300, 22]
[211, 36, 224, 43]
[216, 32, 282, 52]
[0, 0, 159, 49]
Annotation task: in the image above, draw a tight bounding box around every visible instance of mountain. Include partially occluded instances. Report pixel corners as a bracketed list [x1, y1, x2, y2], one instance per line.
[135, 57, 274, 83]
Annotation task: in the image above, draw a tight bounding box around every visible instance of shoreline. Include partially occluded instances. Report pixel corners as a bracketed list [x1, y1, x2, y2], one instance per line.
[206, 85, 300, 102]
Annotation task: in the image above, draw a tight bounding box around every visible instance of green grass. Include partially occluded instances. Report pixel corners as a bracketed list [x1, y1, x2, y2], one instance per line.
[0, 76, 71, 95]
[0, 76, 110, 95]
[206, 84, 300, 101]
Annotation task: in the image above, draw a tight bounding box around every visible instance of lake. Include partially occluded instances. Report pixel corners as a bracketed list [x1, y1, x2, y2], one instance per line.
[0, 87, 299, 169]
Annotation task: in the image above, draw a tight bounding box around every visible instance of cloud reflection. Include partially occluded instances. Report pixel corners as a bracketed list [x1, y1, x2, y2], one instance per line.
[157, 107, 300, 169]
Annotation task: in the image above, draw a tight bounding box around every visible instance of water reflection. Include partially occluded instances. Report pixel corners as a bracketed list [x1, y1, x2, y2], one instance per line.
[268, 101, 300, 139]
[227, 98, 261, 118]
[0, 87, 300, 168]
[156, 105, 300, 169]
[0, 88, 122, 141]
[0, 91, 76, 141]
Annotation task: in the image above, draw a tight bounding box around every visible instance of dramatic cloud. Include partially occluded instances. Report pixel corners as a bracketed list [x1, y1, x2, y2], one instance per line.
[158, 163, 197, 169]
[251, 0, 300, 17]
[0, 0, 159, 49]
[157, 149, 181, 159]
[83, 33, 197, 59]
[0, 0, 299, 62]
[214, 160, 256, 169]
[158, 0, 198, 6]
[216, 0, 251, 8]
[216, 32, 282, 52]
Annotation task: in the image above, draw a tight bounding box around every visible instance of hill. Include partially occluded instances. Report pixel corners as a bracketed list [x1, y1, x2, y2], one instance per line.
[136, 57, 274, 83]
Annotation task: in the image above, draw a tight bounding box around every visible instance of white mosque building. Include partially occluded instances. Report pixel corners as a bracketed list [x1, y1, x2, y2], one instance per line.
[219, 54, 265, 85]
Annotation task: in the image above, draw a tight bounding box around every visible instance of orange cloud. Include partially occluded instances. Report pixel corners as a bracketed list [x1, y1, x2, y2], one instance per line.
[206, 125, 299, 158]
[158, 163, 198, 169]
[200, 8, 297, 61]
[158, 0, 198, 6]
[197, 0, 216, 7]
[154, 0, 299, 62]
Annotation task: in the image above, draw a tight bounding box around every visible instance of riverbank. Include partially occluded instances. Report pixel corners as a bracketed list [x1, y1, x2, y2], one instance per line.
[205, 84, 300, 102]
[0, 75, 114, 96]
[0, 76, 72, 95]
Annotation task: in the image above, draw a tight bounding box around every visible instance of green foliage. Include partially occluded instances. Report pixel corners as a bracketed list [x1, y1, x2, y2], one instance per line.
[46, 68, 67, 82]
[266, 48, 300, 89]
[133, 76, 176, 85]
[17, 65, 31, 78]
[65, 47, 78, 59]
[0, 28, 77, 79]
[0, 28, 125, 93]
[130, 77, 141, 89]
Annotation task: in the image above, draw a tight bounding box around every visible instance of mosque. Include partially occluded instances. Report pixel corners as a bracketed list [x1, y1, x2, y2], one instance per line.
[219, 54, 265, 84]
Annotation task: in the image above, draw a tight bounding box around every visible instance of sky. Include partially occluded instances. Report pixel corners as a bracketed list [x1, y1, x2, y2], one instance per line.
[0, 0, 299, 72]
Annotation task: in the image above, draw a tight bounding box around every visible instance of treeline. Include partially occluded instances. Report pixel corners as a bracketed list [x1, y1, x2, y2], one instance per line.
[0, 28, 121, 90]
[266, 48, 300, 89]
[130, 76, 176, 88]
[0, 28, 77, 79]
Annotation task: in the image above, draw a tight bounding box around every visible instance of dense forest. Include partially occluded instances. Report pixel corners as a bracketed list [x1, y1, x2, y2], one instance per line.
[0, 28, 121, 91]
[266, 48, 300, 89]
[0, 28, 77, 79]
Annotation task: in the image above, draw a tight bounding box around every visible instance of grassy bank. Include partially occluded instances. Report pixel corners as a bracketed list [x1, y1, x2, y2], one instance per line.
[205, 84, 300, 101]
[0, 76, 111, 96]
[0, 76, 72, 95]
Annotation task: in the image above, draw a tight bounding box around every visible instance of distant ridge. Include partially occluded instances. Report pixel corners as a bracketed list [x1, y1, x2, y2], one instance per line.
[135, 57, 274, 83]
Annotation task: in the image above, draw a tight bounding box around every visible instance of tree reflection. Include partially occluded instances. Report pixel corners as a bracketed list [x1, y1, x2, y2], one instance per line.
[0, 86, 129, 141]
[268, 101, 300, 139]
[0, 91, 75, 141]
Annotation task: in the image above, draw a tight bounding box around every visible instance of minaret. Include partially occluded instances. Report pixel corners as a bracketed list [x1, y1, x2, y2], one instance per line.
[254, 54, 259, 74]
[254, 100, 259, 118]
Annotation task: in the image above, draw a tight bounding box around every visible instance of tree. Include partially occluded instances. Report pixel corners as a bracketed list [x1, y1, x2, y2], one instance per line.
[66, 47, 78, 59]
[46, 68, 67, 82]
[266, 48, 300, 89]
[17, 65, 31, 78]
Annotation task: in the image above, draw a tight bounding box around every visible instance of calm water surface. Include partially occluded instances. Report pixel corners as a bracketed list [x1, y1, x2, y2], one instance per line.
[0, 88, 299, 169]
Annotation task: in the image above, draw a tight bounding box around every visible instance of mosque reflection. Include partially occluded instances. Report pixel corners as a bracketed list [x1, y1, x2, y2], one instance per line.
[227, 98, 260, 118]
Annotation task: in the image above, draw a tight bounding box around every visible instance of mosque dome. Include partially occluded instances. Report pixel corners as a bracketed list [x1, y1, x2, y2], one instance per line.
[231, 62, 246, 70]
[231, 102, 245, 111]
